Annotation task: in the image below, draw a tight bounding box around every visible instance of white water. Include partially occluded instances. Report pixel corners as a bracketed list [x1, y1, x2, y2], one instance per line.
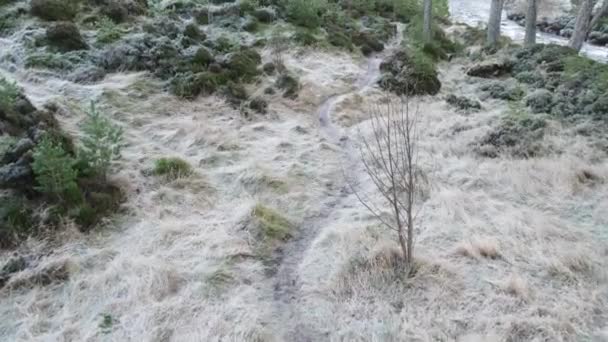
[449, 0, 608, 62]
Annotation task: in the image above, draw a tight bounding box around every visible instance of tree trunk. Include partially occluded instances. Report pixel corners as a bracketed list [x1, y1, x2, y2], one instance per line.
[570, 0, 596, 51]
[589, 0, 608, 36]
[487, 0, 505, 48]
[423, 0, 433, 43]
[524, 0, 538, 46]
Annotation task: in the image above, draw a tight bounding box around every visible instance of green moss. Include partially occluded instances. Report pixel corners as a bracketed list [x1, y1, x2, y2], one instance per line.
[252, 204, 292, 241]
[97, 16, 123, 44]
[153, 157, 192, 179]
[25, 52, 76, 71]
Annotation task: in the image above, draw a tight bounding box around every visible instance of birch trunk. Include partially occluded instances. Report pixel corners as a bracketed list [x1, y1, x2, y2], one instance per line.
[423, 0, 433, 43]
[487, 0, 505, 48]
[524, 0, 538, 46]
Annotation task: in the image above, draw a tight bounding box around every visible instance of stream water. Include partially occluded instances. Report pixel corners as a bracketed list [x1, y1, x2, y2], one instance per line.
[449, 0, 608, 62]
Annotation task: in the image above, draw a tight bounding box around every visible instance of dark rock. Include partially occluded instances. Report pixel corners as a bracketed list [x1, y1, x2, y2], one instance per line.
[1, 138, 34, 164]
[0, 159, 34, 189]
[467, 60, 512, 78]
[46, 22, 88, 52]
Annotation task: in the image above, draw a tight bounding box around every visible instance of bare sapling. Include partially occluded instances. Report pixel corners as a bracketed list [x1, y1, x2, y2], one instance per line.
[349, 94, 426, 272]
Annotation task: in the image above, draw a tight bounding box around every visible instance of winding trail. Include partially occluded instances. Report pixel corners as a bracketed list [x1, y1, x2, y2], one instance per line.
[267, 26, 404, 341]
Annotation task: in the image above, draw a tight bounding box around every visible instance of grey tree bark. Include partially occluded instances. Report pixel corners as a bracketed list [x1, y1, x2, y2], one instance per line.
[423, 0, 433, 43]
[570, 0, 596, 51]
[487, 0, 506, 48]
[589, 0, 608, 36]
[524, 0, 538, 46]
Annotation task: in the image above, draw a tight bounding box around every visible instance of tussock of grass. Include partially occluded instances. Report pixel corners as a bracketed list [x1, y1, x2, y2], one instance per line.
[455, 237, 500, 259]
[252, 204, 292, 241]
[153, 157, 193, 180]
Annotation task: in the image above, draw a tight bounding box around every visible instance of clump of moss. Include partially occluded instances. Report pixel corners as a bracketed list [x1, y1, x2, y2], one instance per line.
[153, 157, 192, 179]
[252, 204, 292, 241]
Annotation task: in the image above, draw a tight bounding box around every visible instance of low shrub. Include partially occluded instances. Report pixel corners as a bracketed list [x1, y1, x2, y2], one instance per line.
[153, 157, 192, 179]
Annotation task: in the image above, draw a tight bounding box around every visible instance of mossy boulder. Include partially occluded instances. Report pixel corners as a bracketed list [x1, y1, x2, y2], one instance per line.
[45, 22, 88, 52]
[30, 0, 79, 21]
[379, 49, 441, 96]
[467, 60, 513, 78]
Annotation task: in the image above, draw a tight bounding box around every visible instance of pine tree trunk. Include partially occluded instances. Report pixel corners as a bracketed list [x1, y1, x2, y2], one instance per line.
[570, 0, 596, 51]
[524, 0, 538, 46]
[487, 0, 505, 48]
[423, 0, 433, 43]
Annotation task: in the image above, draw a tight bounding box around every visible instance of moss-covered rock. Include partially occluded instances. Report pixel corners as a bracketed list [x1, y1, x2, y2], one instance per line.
[379, 49, 441, 96]
[45, 22, 88, 52]
[467, 60, 513, 78]
[30, 0, 79, 21]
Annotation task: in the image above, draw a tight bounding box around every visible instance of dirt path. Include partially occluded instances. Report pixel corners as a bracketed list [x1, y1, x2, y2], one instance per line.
[267, 28, 403, 341]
